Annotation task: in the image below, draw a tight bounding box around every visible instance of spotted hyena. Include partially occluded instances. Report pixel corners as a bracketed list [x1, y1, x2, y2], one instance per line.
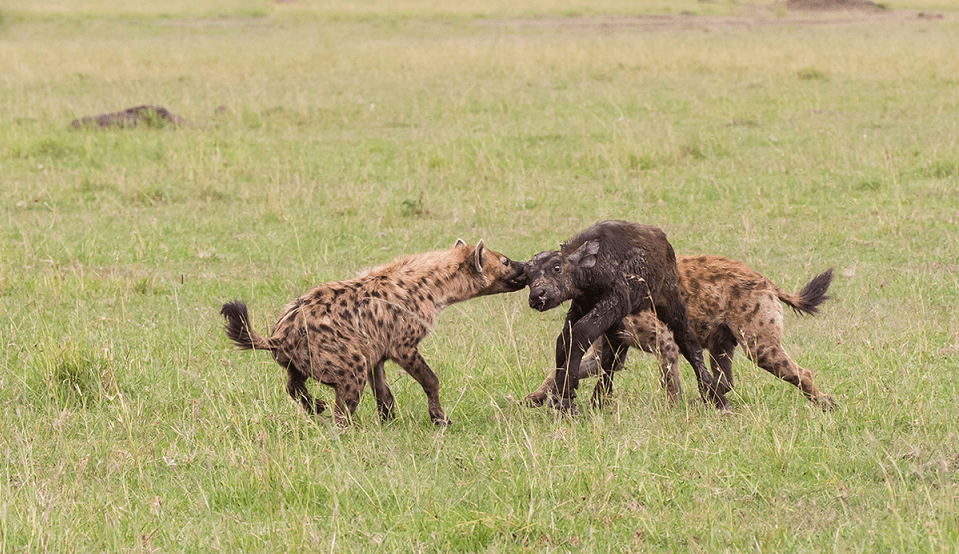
[221, 239, 526, 425]
[524, 220, 730, 413]
[525, 255, 835, 409]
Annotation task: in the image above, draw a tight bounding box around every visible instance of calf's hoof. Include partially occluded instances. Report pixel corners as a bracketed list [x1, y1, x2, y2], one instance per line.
[716, 397, 732, 413]
[709, 390, 732, 413]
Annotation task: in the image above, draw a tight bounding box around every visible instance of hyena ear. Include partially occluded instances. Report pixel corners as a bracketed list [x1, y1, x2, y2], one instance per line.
[473, 239, 486, 272]
[568, 240, 600, 269]
[453, 238, 467, 248]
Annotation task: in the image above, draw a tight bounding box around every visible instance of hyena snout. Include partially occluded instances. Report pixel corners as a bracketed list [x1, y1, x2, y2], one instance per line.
[502, 259, 528, 290]
[475, 246, 529, 296]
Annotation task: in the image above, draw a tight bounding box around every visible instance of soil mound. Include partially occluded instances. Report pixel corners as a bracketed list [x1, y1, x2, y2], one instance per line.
[71, 105, 185, 129]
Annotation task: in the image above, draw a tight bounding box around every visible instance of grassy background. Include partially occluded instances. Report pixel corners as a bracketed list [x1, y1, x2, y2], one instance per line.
[2, 0, 958, 551]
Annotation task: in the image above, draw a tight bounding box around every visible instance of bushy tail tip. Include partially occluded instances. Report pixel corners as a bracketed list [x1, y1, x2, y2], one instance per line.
[221, 300, 258, 350]
[782, 268, 834, 315]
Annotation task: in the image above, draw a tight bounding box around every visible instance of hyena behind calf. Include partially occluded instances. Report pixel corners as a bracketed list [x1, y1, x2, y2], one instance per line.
[524, 220, 730, 414]
[526, 255, 835, 409]
[221, 239, 526, 425]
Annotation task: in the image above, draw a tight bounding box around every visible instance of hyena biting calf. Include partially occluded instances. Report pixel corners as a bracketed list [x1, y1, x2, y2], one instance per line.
[526, 255, 835, 409]
[221, 239, 526, 425]
[524, 220, 730, 414]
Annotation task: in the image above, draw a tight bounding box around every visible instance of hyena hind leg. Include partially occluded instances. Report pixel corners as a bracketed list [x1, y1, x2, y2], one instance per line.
[369, 360, 396, 421]
[746, 338, 835, 410]
[331, 368, 368, 426]
[286, 366, 327, 415]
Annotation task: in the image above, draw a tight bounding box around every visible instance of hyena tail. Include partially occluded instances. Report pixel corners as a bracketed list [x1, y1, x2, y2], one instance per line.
[221, 301, 275, 351]
[778, 268, 834, 315]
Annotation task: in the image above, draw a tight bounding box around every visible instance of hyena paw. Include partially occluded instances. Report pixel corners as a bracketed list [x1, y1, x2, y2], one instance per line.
[523, 391, 548, 408]
[814, 393, 836, 411]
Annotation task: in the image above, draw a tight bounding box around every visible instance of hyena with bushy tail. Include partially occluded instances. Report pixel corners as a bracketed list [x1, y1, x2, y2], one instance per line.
[526, 255, 835, 410]
[221, 239, 526, 426]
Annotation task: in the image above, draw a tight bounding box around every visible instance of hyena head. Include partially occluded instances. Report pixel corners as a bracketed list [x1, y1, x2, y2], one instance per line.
[455, 239, 527, 297]
[525, 239, 600, 312]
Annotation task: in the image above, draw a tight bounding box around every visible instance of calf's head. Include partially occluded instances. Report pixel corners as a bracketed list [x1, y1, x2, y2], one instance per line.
[525, 240, 600, 312]
[455, 239, 527, 296]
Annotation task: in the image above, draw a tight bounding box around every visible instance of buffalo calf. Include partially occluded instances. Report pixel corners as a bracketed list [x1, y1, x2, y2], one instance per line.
[524, 220, 729, 413]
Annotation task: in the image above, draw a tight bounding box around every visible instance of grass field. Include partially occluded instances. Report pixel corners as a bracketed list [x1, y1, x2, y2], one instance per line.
[1, 0, 958, 551]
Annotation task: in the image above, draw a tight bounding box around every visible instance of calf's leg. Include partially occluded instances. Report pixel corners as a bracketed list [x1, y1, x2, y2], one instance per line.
[554, 296, 629, 412]
[591, 324, 629, 407]
[524, 350, 600, 407]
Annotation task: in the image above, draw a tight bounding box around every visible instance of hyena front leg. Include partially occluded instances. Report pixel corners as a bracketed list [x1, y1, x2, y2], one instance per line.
[653, 291, 728, 410]
[393, 347, 450, 425]
[704, 327, 737, 395]
[523, 374, 555, 408]
[652, 331, 682, 403]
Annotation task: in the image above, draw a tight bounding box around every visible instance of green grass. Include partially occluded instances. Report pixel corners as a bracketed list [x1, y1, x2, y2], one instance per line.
[2, 1, 958, 551]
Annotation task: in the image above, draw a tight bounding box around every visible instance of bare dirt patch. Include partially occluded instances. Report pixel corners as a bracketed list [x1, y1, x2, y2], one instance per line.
[786, 0, 885, 11]
[479, 2, 948, 33]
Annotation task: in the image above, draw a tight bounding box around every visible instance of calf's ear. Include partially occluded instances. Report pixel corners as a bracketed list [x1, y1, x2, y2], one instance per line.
[568, 240, 600, 269]
[473, 240, 486, 272]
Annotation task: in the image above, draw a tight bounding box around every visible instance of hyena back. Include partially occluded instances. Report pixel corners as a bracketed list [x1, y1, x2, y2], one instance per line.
[222, 239, 526, 425]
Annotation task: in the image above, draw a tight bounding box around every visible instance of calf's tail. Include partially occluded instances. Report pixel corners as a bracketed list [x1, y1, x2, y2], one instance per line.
[221, 301, 275, 351]
[778, 268, 834, 315]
